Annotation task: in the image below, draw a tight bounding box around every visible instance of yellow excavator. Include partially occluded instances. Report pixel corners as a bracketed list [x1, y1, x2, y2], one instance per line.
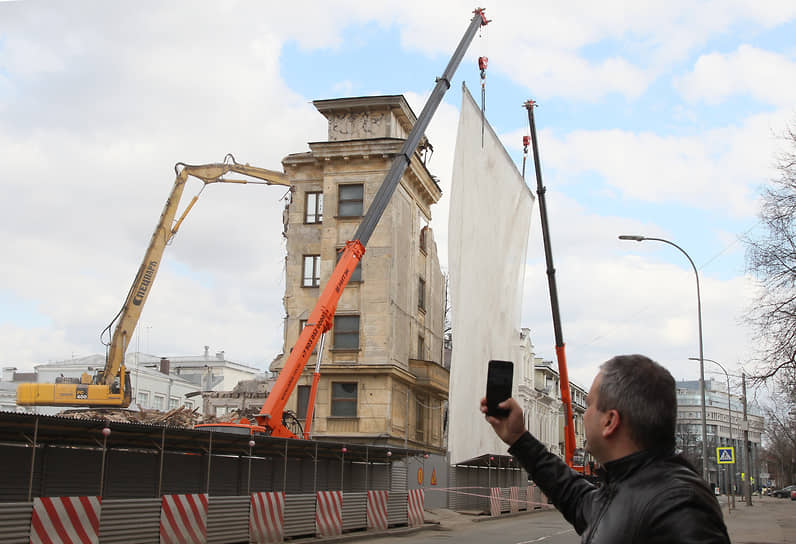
[17, 154, 290, 408]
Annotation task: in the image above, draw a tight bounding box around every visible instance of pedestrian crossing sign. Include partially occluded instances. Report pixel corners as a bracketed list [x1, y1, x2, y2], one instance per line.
[716, 447, 735, 464]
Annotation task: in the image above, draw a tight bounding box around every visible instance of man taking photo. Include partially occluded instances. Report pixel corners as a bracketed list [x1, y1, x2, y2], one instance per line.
[481, 354, 730, 543]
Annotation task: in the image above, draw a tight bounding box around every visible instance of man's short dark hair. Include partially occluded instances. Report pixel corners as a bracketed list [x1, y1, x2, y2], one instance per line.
[597, 354, 677, 452]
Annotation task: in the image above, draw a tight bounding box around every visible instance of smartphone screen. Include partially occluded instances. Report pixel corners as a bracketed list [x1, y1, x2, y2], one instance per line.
[486, 360, 513, 418]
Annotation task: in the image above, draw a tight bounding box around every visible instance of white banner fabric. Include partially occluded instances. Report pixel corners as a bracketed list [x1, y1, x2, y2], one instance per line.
[447, 84, 535, 465]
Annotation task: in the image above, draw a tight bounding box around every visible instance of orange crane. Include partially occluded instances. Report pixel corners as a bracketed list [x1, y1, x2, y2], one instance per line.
[251, 8, 490, 439]
[523, 100, 579, 469]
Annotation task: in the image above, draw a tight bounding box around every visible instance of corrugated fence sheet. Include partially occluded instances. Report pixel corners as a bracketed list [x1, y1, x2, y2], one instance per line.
[0, 446, 36, 502]
[390, 462, 407, 492]
[341, 492, 367, 532]
[386, 491, 407, 526]
[97, 498, 160, 544]
[283, 493, 315, 538]
[0, 502, 32, 544]
[207, 495, 250, 544]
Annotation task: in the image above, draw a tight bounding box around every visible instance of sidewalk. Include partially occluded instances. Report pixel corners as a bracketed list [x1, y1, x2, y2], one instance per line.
[722, 495, 795, 543]
[293, 496, 795, 544]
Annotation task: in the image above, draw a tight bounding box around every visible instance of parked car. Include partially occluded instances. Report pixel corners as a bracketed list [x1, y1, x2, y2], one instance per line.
[771, 484, 796, 498]
[791, 489, 795, 501]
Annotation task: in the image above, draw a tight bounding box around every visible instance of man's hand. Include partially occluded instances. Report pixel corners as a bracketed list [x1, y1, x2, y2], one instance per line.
[480, 397, 527, 446]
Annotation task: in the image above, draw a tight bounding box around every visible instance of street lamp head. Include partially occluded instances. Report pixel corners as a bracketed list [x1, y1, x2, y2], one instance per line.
[618, 235, 645, 241]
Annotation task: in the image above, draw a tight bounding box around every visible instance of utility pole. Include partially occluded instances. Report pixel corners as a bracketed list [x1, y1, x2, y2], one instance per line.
[742, 372, 752, 506]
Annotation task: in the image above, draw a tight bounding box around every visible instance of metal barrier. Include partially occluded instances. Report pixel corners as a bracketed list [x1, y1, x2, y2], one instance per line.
[0, 502, 32, 544]
[0, 490, 411, 543]
[98, 498, 160, 544]
[207, 495, 249, 544]
[341, 491, 367, 532]
[283, 493, 316, 539]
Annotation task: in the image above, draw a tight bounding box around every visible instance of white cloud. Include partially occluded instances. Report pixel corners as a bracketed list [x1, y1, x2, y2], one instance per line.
[0, 3, 326, 369]
[518, 109, 787, 218]
[521, 232, 758, 386]
[676, 45, 796, 107]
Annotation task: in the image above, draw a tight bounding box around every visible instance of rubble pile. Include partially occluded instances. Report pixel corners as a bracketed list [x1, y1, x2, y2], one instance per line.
[58, 405, 203, 427]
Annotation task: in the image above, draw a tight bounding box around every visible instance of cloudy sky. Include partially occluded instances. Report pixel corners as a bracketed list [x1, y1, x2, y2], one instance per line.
[1, 1, 794, 392]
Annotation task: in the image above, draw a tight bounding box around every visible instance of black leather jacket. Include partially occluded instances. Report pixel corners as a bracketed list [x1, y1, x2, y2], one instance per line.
[508, 432, 730, 543]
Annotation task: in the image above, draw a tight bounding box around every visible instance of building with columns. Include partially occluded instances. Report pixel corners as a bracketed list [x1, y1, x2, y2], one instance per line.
[514, 328, 588, 461]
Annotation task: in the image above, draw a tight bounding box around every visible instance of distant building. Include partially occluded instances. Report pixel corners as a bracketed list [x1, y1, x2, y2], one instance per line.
[570, 380, 588, 465]
[516, 330, 561, 455]
[0, 367, 30, 412]
[676, 379, 764, 491]
[514, 328, 588, 462]
[4, 347, 261, 416]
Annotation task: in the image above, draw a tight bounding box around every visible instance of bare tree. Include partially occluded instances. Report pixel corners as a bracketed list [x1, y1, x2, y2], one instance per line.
[760, 372, 796, 487]
[744, 121, 796, 384]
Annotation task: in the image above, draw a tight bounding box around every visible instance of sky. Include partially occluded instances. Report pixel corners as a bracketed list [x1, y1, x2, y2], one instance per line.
[1, 1, 795, 397]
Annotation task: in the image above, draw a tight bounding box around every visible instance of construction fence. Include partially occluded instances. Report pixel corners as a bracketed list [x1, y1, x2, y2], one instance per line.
[0, 412, 549, 542]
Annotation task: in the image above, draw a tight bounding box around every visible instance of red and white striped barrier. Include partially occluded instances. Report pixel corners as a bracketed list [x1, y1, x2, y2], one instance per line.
[315, 491, 342, 537]
[159, 493, 208, 544]
[510, 486, 519, 513]
[367, 490, 389, 530]
[250, 491, 284, 544]
[489, 488, 501, 517]
[30, 496, 101, 544]
[407, 489, 424, 527]
[527, 485, 535, 510]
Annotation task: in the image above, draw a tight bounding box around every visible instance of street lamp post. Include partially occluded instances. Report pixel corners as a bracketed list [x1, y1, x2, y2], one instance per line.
[619, 235, 709, 482]
[689, 357, 735, 509]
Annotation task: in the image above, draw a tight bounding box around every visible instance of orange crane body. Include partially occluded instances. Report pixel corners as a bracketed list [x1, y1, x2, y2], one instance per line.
[255, 240, 365, 437]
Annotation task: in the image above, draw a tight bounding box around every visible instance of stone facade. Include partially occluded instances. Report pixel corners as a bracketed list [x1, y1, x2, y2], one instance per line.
[269, 95, 446, 453]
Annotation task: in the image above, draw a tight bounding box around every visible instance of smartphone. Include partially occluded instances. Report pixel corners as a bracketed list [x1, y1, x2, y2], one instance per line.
[486, 360, 513, 418]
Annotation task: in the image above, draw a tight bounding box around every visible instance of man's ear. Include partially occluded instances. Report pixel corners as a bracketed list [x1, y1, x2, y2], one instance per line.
[602, 409, 621, 438]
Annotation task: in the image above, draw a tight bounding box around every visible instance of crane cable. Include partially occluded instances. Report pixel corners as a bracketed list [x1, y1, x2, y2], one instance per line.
[478, 19, 489, 148]
[479, 56, 488, 148]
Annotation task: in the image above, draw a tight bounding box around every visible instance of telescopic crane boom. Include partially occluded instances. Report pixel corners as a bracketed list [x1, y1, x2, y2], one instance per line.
[17, 154, 288, 408]
[254, 8, 490, 438]
[524, 100, 578, 468]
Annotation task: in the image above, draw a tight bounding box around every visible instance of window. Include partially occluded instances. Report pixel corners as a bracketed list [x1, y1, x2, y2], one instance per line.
[331, 382, 357, 417]
[417, 335, 424, 359]
[153, 394, 165, 411]
[415, 394, 427, 441]
[303, 255, 321, 287]
[184, 400, 193, 409]
[169, 397, 179, 410]
[297, 385, 311, 420]
[419, 226, 427, 253]
[418, 277, 425, 311]
[305, 191, 323, 223]
[338, 184, 363, 217]
[299, 320, 318, 353]
[333, 315, 360, 350]
[137, 390, 150, 408]
[336, 248, 362, 282]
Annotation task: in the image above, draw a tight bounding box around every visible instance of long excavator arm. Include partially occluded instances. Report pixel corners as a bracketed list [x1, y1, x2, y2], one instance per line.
[100, 155, 289, 388]
[17, 155, 288, 408]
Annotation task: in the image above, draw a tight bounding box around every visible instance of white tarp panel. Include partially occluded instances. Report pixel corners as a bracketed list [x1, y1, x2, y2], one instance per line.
[447, 84, 535, 465]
